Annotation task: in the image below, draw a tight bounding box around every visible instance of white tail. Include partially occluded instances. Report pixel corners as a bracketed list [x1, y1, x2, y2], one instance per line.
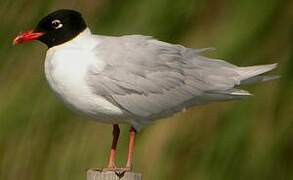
[237, 63, 278, 81]
[202, 63, 278, 100]
[225, 63, 278, 97]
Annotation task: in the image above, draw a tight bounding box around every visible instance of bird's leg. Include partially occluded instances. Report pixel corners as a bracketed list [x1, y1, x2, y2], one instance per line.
[125, 127, 136, 170]
[107, 124, 120, 169]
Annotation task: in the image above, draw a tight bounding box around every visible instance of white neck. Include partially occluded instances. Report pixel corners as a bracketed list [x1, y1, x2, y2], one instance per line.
[50, 28, 97, 50]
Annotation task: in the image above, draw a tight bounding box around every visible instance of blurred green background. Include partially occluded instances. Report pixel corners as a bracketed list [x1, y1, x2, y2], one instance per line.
[0, 0, 292, 180]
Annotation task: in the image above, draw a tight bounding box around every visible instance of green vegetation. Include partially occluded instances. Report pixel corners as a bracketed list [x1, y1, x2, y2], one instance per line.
[0, 0, 292, 179]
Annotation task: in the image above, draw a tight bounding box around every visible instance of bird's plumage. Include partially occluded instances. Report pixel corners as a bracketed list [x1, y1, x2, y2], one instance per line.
[45, 29, 129, 124]
[14, 9, 279, 169]
[14, 9, 278, 131]
[77, 30, 276, 130]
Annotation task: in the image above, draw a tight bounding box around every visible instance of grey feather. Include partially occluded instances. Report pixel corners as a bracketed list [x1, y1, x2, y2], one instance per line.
[86, 35, 278, 128]
[241, 75, 280, 85]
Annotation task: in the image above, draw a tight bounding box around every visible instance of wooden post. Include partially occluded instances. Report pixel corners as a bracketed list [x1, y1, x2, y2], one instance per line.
[87, 169, 142, 180]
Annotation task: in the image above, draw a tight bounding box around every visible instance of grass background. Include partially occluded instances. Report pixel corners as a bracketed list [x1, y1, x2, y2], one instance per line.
[0, 0, 292, 179]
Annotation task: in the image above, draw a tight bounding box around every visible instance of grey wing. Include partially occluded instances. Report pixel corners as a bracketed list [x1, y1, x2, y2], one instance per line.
[87, 35, 246, 124]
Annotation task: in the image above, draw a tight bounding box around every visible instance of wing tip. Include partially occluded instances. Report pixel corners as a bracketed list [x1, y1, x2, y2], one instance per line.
[230, 90, 253, 96]
[237, 63, 279, 81]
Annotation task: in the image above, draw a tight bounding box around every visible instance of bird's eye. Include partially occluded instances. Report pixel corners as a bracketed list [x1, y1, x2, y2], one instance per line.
[51, 19, 63, 29]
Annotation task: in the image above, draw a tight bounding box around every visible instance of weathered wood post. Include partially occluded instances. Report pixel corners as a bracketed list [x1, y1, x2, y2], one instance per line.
[87, 169, 142, 180]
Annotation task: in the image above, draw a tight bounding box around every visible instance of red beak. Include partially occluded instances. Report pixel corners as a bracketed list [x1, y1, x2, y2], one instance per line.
[13, 30, 44, 45]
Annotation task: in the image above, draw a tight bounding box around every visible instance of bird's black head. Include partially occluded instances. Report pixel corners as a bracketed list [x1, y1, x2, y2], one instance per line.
[13, 9, 87, 48]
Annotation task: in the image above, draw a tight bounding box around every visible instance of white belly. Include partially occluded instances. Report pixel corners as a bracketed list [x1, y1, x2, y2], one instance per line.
[44, 47, 127, 123]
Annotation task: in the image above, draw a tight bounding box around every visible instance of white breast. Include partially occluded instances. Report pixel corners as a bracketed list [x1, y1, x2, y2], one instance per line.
[44, 31, 127, 123]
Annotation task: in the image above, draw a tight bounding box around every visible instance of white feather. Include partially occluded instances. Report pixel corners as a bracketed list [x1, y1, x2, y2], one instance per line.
[236, 63, 278, 81]
[44, 28, 129, 124]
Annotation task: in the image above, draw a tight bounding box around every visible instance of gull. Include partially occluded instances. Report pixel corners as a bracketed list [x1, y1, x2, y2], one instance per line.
[13, 9, 278, 171]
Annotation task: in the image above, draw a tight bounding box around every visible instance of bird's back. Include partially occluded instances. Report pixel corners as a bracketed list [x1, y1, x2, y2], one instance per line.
[87, 35, 277, 130]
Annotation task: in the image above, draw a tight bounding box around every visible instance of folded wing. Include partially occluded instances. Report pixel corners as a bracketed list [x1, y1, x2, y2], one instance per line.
[87, 35, 277, 128]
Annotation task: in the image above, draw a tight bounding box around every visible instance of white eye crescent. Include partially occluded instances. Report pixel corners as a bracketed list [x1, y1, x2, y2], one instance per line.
[51, 19, 63, 29]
